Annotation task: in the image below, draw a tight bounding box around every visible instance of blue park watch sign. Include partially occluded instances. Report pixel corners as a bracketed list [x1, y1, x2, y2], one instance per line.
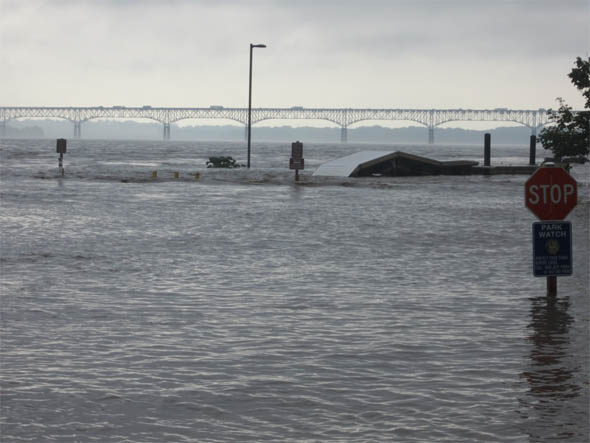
[532, 221, 572, 277]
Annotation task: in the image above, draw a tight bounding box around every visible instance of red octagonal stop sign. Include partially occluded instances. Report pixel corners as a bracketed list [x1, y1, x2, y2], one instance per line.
[525, 166, 578, 220]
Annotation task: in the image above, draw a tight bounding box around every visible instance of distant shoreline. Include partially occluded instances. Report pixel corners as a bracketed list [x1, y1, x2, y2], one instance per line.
[4, 120, 540, 144]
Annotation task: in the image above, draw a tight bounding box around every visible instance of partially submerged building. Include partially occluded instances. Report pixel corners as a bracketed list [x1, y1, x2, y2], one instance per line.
[313, 151, 479, 177]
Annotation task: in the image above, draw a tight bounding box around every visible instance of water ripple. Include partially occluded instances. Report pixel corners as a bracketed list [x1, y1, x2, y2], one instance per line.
[1, 140, 588, 442]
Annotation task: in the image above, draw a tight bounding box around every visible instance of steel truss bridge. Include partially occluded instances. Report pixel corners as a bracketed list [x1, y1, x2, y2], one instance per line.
[0, 106, 550, 143]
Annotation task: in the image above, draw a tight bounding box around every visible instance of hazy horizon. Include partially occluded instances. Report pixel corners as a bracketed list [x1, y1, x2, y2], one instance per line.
[6, 118, 542, 144]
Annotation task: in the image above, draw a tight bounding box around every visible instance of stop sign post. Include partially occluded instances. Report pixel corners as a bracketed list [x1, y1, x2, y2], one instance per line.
[525, 165, 578, 296]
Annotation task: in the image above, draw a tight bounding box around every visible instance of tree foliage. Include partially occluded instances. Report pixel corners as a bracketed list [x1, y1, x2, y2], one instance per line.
[539, 57, 589, 160]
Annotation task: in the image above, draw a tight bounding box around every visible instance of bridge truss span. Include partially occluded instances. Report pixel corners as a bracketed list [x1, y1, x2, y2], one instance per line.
[0, 106, 551, 143]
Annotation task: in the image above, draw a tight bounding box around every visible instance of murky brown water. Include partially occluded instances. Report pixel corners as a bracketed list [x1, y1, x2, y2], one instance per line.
[1, 139, 588, 442]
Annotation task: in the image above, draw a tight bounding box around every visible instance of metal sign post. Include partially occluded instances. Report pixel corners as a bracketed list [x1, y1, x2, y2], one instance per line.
[289, 141, 304, 182]
[525, 165, 578, 296]
[56, 138, 66, 176]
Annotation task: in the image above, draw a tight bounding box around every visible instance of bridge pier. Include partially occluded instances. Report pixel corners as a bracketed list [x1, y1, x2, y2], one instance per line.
[428, 127, 435, 145]
[340, 126, 348, 143]
[244, 125, 249, 142]
[1, 119, 6, 138]
[163, 123, 171, 140]
[74, 121, 82, 139]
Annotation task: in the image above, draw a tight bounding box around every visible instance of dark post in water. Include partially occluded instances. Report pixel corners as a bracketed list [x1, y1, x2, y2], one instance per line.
[56, 138, 67, 176]
[484, 133, 491, 166]
[290, 141, 304, 182]
[547, 275, 557, 297]
[529, 135, 536, 165]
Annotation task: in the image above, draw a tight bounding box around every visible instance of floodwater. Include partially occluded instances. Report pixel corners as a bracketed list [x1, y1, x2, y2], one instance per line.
[1, 139, 588, 442]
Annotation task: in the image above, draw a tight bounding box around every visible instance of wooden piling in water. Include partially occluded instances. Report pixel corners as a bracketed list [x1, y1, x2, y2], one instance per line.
[484, 133, 491, 166]
[529, 135, 536, 165]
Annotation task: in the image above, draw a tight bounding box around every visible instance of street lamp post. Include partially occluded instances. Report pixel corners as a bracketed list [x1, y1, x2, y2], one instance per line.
[247, 43, 266, 169]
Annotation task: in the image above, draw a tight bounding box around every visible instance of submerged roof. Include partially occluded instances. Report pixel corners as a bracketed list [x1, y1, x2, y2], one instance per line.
[313, 151, 395, 177]
[313, 151, 479, 177]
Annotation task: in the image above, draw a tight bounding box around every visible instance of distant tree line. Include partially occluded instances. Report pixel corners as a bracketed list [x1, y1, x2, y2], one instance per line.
[3, 125, 44, 137]
[5, 120, 537, 144]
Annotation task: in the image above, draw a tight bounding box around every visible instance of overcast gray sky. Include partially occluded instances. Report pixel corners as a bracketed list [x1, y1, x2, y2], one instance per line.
[1, 0, 588, 110]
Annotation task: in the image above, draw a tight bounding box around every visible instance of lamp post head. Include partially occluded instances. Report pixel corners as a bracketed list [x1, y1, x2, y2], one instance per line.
[251, 43, 267, 48]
